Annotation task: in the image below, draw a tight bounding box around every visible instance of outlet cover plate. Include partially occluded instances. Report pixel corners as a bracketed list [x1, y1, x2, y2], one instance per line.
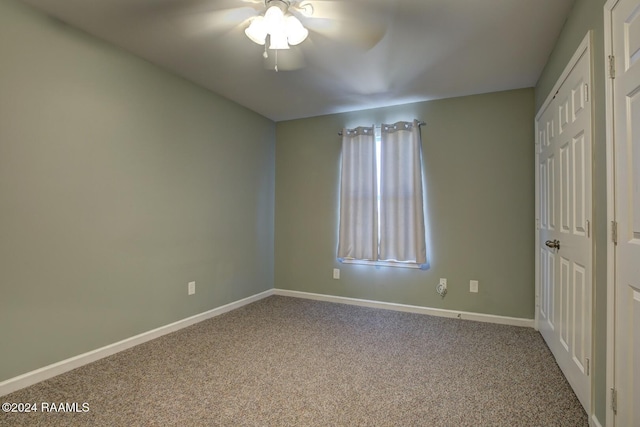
[188, 281, 196, 295]
[470, 280, 479, 293]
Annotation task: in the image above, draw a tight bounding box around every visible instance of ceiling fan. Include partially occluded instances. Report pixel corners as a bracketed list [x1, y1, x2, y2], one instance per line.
[139, 0, 388, 71]
[126, 0, 389, 71]
[248, 0, 390, 71]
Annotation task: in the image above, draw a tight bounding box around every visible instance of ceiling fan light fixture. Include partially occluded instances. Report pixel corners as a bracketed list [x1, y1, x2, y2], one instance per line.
[269, 29, 290, 50]
[245, 16, 267, 45]
[285, 15, 308, 45]
[246, 0, 309, 54]
[264, 4, 285, 29]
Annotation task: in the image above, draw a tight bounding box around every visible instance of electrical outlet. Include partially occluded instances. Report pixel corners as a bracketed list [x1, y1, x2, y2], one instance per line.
[470, 280, 479, 293]
[436, 278, 447, 297]
[188, 281, 196, 295]
[333, 268, 340, 279]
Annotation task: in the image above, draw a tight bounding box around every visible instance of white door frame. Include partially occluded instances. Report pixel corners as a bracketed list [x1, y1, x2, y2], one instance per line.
[603, 0, 632, 426]
[604, 2, 615, 427]
[604, 0, 615, 421]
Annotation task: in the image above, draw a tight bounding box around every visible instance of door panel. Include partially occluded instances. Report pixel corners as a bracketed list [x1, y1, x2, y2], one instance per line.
[573, 132, 587, 235]
[548, 250, 556, 330]
[572, 262, 587, 373]
[548, 156, 556, 230]
[541, 162, 548, 230]
[559, 96, 570, 133]
[560, 257, 570, 350]
[630, 89, 640, 235]
[561, 142, 571, 233]
[536, 42, 592, 413]
[540, 247, 547, 321]
[625, 4, 640, 68]
[632, 287, 640, 422]
[572, 78, 587, 119]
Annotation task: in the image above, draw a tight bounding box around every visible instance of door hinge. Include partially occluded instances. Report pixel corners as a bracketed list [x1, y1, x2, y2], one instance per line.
[612, 221, 618, 245]
[611, 388, 618, 414]
[584, 84, 589, 102]
[586, 358, 590, 376]
[587, 219, 591, 238]
[609, 55, 616, 79]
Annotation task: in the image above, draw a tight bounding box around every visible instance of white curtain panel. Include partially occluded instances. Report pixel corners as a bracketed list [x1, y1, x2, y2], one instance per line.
[379, 120, 427, 264]
[337, 126, 378, 261]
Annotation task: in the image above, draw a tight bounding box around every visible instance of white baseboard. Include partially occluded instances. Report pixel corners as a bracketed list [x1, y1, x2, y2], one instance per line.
[0, 289, 274, 397]
[274, 289, 535, 328]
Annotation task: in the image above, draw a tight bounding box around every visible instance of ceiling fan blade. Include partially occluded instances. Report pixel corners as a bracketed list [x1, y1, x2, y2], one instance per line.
[125, 0, 262, 38]
[304, 18, 386, 51]
[174, 8, 259, 38]
[299, 0, 391, 50]
[128, 0, 263, 18]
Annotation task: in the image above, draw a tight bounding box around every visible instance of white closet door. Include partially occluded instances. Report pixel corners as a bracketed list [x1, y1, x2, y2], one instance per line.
[536, 38, 593, 414]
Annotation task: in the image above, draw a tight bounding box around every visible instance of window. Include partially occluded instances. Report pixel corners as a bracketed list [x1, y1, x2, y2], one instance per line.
[337, 120, 427, 268]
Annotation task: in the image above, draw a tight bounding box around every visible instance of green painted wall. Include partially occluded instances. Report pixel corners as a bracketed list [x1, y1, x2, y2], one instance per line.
[0, 0, 275, 382]
[275, 89, 535, 319]
[534, 0, 607, 421]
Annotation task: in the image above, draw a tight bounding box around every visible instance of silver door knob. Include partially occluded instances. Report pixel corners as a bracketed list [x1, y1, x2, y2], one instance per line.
[545, 239, 560, 250]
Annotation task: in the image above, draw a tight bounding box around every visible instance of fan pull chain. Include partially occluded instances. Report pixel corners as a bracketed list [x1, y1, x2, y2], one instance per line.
[262, 40, 277, 72]
[275, 49, 278, 72]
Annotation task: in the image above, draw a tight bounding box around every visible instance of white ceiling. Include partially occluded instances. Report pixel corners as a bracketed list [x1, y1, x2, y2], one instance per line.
[21, 0, 575, 121]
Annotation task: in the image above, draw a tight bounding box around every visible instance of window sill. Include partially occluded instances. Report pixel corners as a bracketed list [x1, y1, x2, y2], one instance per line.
[339, 259, 426, 270]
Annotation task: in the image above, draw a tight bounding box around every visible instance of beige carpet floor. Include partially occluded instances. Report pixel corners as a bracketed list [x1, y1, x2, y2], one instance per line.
[1, 295, 588, 426]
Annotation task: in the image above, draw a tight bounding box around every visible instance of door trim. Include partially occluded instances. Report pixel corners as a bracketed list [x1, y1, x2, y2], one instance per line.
[604, 1, 619, 426]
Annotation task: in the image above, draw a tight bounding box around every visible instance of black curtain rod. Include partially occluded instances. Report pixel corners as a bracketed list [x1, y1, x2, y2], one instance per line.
[338, 121, 426, 136]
